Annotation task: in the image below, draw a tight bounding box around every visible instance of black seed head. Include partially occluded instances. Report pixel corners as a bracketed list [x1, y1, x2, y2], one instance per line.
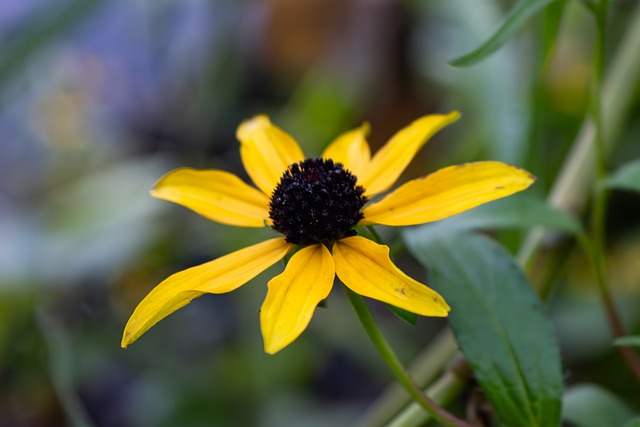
[269, 158, 368, 245]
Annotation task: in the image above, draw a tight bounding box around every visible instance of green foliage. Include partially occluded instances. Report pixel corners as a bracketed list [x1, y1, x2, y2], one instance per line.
[405, 194, 583, 244]
[449, 0, 559, 67]
[385, 304, 418, 326]
[614, 336, 640, 347]
[406, 232, 563, 427]
[602, 160, 640, 192]
[3, 0, 640, 425]
[563, 384, 638, 427]
[625, 418, 640, 427]
[541, 0, 568, 64]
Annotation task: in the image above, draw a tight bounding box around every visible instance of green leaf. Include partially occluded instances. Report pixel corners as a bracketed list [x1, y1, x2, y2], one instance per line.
[577, 0, 598, 14]
[449, 0, 558, 67]
[404, 194, 583, 245]
[625, 418, 640, 427]
[542, 0, 568, 66]
[386, 304, 418, 325]
[406, 232, 563, 427]
[613, 336, 640, 347]
[602, 160, 640, 192]
[563, 384, 637, 427]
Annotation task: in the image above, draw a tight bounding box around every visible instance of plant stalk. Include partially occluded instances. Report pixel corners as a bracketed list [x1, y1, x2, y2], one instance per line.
[345, 287, 474, 427]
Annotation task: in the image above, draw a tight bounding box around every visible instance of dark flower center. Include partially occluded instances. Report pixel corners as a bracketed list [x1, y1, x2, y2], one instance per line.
[269, 158, 368, 245]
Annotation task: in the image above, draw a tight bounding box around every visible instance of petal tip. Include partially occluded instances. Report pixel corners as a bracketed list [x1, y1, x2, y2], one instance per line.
[263, 334, 288, 355]
[423, 291, 451, 317]
[513, 166, 537, 187]
[446, 110, 462, 121]
[149, 185, 173, 202]
[421, 110, 460, 126]
[441, 301, 452, 315]
[149, 167, 191, 197]
[121, 332, 132, 349]
[237, 115, 271, 141]
[263, 343, 280, 355]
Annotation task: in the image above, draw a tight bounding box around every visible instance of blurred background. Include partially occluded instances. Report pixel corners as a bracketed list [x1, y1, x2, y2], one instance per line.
[1, 0, 639, 426]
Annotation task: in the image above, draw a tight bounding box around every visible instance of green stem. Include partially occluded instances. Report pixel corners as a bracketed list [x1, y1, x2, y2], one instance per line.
[361, 4, 640, 424]
[525, 0, 566, 177]
[584, 0, 640, 385]
[354, 329, 459, 427]
[584, 187, 640, 385]
[344, 287, 474, 427]
[536, 238, 575, 301]
[518, 1, 640, 264]
[387, 358, 471, 427]
[364, 225, 406, 258]
[365, 225, 384, 245]
[587, 0, 618, 341]
[591, 0, 608, 177]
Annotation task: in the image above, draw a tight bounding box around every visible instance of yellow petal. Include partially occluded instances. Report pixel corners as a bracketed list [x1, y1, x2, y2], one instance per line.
[237, 115, 305, 196]
[150, 168, 271, 227]
[122, 238, 292, 348]
[261, 244, 335, 354]
[333, 236, 449, 316]
[362, 161, 535, 226]
[358, 112, 461, 196]
[321, 123, 371, 177]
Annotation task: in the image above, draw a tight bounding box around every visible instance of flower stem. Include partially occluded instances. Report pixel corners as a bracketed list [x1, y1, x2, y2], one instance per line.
[383, 4, 640, 426]
[365, 225, 384, 245]
[353, 328, 459, 427]
[387, 358, 471, 427]
[590, 0, 608, 176]
[344, 286, 474, 427]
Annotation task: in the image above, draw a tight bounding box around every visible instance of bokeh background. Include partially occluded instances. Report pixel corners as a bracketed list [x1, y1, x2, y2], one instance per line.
[2, 0, 640, 426]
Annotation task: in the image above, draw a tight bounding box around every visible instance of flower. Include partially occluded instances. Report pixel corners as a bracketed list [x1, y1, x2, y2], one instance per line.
[121, 112, 535, 354]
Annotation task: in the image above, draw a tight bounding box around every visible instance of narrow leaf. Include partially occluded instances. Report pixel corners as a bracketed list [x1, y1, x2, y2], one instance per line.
[542, 0, 568, 65]
[614, 336, 640, 347]
[450, 0, 558, 67]
[406, 232, 563, 427]
[602, 160, 640, 192]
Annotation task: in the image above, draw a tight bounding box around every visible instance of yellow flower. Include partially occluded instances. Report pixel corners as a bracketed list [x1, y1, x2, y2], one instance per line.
[121, 112, 535, 354]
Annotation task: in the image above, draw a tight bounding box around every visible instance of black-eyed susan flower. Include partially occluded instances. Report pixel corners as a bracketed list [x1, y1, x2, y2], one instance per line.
[121, 112, 535, 354]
